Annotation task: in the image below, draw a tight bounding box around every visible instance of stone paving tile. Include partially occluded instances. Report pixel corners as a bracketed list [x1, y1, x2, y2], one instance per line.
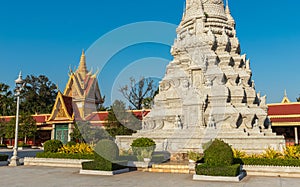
[0, 166, 300, 187]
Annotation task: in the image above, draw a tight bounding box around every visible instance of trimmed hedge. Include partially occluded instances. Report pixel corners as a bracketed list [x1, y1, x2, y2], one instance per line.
[0, 154, 8, 161]
[18, 143, 31, 147]
[36, 152, 94, 160]
[44, 140, 63, 153]
[204, 139, 234, 166]
[94, 139, 119, 161]
[196, 164, 241, 177]
[82, 150, 126, 171]
[236, 157, 300, 167]
[82, 159, 126, 171]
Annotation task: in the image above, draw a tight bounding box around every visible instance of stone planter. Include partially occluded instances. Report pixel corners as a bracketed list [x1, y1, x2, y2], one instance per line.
[79, 168, 129, 176]
[193, 171, 246, 182]
[24, 157, 93, 168]
[243, 165, 300, 177]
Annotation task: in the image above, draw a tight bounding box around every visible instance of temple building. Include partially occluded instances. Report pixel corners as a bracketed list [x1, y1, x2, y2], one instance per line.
[46, 50, 104, 144]
[0, 51, 148, 145]
[268, 92, 300, 146]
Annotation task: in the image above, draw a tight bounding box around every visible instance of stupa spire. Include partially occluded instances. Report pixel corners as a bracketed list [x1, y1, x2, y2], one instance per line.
[225, 0, 235, 28]
[78, 49, 88, 78]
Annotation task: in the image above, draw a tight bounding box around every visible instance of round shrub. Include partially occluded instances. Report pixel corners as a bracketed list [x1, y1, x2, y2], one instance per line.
[43, 140, 63, 153]
[94, 139, 119, 161]
[204, 139, 234, 166]
[131, 137, 156, 161]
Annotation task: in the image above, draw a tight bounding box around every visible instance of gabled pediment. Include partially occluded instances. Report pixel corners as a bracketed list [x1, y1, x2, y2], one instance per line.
[48, 92, 74, 122]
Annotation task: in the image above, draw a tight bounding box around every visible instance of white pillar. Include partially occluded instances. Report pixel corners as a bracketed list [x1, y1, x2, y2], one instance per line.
[68, 123, 73, 142]
[51, 124, 55, 140]
[295, 127, 299, 145]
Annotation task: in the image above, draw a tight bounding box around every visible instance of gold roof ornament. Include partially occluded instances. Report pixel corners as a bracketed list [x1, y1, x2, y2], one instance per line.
[281, 89, 291, 103]
[77, 49, 88, 78]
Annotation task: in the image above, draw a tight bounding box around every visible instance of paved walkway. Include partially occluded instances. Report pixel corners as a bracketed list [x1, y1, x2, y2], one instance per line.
[0, 166, 300, 187]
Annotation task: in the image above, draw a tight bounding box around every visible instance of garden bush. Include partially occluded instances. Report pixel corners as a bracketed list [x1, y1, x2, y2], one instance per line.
[82, 159, 126, 171]
[82, 148, 127, 171]
[58, 143, 93, 154]
[0, 154, 8, 161]
[196, 164, 241, 177]
[94, 139, 119, 161]
[131, 137, 156, 161]
[18, 143, 31, 147]
[204, 139, 234, 166]
[43, 140, 63, 153]
[238, 157, 300, 167]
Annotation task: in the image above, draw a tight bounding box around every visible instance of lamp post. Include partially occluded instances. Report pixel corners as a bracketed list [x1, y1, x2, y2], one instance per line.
[9, 72, 25, 167]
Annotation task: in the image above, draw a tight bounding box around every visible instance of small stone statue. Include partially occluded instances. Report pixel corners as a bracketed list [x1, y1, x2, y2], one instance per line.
[208, 113, 216, 128]
[163, 139, 168, 151]
[175, 115, 183, 129]
[253, 119, 259, 128]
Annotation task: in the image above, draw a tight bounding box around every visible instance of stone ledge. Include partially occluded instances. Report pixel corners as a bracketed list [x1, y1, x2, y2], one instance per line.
[79, 168, 129, 176]
[0, 161, 8, 166]
[24, 157, 92, 168]
[243, 165, 300, 177]
[193, 171, 246, 182]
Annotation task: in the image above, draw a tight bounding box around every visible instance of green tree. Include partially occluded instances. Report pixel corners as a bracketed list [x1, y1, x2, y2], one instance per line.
[21, 75, 57, 114]
[0, 119, 6, 144]
[70, 121, 109, 144]
[0, 83, 15, 116]
[119, 77, 157, 110]
[19, 114, 37, 144]
[5, 120, 15, 146]
[106, 100, 141, 137]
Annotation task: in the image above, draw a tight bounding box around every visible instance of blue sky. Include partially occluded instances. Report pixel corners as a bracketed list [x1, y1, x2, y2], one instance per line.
[0, 0, 300, 106]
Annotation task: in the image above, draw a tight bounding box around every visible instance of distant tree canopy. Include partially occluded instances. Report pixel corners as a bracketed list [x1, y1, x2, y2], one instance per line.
[0, 83, 15, 116]
[0, 113, 36, 145]
[21, 75, 58, 114]
[0, 75, 58, 116]
[70, 121, 109, 144]
[106, 100, 142, 138]
[119, 77, 158, 110]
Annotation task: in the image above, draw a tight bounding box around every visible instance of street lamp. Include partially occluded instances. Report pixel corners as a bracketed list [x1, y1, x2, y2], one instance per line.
[9, 72, 25, 167]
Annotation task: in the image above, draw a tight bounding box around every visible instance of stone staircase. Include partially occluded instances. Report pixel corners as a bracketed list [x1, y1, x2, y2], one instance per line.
[142, 161, 194, 174]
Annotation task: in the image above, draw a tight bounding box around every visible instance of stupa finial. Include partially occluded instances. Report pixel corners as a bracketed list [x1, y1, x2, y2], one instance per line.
[78, 49, 88, 78]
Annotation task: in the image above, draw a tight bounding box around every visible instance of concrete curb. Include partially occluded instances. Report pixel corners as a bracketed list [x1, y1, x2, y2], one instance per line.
[24, 157, 93, 168]
[243, 165, 300, 177]
[193, 171, 246, 182]
[79, 168, 130, 176]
